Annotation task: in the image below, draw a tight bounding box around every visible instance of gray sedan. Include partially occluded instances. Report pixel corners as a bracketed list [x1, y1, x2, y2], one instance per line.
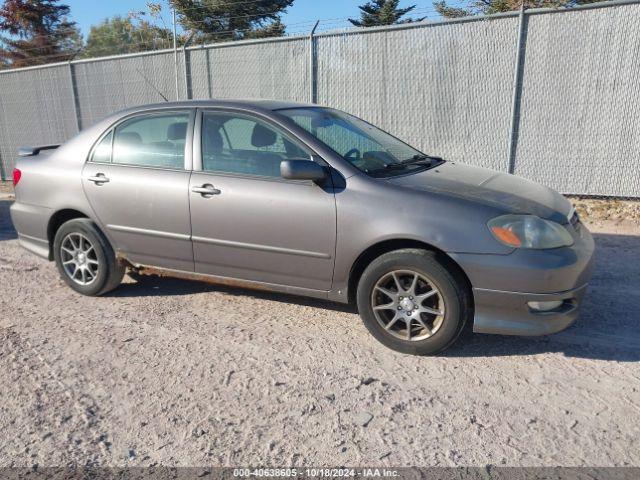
[9, 100, 594, 355]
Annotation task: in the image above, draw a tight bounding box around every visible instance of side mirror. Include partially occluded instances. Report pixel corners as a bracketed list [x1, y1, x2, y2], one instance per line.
[280, 159, 327, 182]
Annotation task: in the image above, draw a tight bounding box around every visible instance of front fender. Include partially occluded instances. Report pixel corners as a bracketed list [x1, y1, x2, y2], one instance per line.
[331, 174, 512, 297]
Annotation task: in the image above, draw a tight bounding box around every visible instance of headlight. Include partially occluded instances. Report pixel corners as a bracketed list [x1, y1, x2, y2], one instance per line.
[487, 215, 574, 249]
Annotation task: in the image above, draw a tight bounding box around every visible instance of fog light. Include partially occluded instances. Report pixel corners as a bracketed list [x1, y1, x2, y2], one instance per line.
[527, 300, 563, 312]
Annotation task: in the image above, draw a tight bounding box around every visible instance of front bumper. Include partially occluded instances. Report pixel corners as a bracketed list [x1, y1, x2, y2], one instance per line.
[450, 221, 595, 336]
[471, 283, 588, 335]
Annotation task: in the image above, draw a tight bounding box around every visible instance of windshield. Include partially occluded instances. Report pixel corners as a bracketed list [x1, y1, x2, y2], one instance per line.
[277, 107, 438, 177]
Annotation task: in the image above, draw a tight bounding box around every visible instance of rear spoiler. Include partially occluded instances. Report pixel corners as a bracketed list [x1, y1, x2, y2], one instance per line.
[18, 144, 60, 157]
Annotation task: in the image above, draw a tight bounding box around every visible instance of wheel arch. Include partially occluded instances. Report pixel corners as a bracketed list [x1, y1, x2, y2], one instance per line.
[46, 208, 92, 260]
[347, 238, 474, 307]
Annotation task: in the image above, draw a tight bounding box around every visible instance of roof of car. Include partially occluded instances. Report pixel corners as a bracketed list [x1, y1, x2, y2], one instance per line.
[116, 99, 316, 116]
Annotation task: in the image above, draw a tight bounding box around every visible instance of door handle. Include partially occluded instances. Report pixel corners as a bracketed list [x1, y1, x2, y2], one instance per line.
[88, 173, 109, 184]
[192, 184, 221, 197]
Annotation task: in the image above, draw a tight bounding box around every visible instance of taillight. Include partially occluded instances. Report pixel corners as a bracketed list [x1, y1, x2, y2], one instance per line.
[12, 168, 21, 187]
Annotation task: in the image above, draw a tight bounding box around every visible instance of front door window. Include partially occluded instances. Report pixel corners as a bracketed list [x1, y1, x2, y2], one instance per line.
[201, 113, 310, 178]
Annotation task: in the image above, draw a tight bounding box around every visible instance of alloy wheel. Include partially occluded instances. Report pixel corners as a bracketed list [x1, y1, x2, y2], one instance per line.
[371, 269, 445, 341]
[60, 233, 100, 286]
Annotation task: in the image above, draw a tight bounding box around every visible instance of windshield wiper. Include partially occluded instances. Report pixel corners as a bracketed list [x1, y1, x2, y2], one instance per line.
[400, 154, 443, 165]
[365, 154, 443, 175]
[377, 154, 441, 171]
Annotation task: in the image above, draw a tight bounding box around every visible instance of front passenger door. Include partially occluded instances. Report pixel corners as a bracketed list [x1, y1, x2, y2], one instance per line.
[189, 110, 337, 291]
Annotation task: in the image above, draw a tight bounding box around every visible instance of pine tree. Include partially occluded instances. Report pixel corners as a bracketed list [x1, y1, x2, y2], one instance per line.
[349, 0, 424, 27]
[82, 16, 173, 59]
[434, 0, 607, 18]
[170, 0, 294, 43]
[0, 0, 82, 68]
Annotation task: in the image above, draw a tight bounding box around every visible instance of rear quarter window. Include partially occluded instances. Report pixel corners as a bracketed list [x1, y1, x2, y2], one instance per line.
[90, 131, 113, 163]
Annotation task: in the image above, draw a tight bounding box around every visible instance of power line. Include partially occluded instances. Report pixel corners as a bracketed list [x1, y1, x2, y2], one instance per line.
[6, 5, 444, 50]
[1, 1, 293, 51]
[4, 1, 445, 47]
[0, 6, 445, 66]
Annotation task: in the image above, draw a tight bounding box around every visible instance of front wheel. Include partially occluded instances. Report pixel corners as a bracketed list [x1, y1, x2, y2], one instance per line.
[53, 218, 125, 296]
[356, 249, 472, 355]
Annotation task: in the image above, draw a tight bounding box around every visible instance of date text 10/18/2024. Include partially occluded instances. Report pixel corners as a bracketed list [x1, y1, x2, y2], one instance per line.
[233, 468, 400, 478]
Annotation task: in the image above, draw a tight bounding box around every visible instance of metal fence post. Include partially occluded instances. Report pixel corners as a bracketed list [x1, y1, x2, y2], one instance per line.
[183, 49, 190, 100]
[309, 21, 320, 104]
[205, 48, 213, 99]
[172, 7, 180, 101]
[68, 62, 81, 133]
[507, 3, 528, 174]
[182, 33, 196, 100]
[0, 82, 7, 180]
[0, 146, 5, 182]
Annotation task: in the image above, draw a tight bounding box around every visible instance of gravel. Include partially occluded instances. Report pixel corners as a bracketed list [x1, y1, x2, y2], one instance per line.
[568, 195, 640, 225]
[0, 182, 12, 197]
[0, 198, 639, 467]
[354, 412, 374, 428]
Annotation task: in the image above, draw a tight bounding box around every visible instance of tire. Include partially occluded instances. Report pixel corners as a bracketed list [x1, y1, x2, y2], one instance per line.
[53, 218, 125, 296]
[356, 249, 472, 355]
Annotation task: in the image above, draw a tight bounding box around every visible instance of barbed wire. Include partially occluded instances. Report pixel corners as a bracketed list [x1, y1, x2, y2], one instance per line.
[1, 0, 445, 43]
[0, 4, 448, 68]
[3, 2, 355, 41]
[3, 5, 445, 53]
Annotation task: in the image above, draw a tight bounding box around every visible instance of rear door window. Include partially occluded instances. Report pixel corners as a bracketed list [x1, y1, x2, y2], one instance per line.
[112, 112, 189, 169]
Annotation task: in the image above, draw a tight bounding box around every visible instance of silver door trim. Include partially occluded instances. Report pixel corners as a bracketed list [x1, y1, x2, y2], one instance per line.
[193, 108, 203, 171]
[191, 235, 332, 259]
[108, 224, 191, 241]
[185, 108, 197, 171]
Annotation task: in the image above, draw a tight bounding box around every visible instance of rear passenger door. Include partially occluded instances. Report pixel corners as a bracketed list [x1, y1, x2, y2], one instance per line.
[82, 110, 195, 271]
[189, 109, 337, 291]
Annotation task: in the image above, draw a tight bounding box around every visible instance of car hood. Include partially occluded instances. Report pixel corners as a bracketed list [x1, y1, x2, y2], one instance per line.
[386, 162, 573, 224]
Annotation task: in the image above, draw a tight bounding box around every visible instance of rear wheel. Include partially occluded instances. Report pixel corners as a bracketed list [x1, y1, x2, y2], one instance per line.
[356, 249, 471, 355]
[53, 218, 125, 296]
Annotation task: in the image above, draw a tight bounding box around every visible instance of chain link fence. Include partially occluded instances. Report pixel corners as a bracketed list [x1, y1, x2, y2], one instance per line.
[1, 0, 639, 197]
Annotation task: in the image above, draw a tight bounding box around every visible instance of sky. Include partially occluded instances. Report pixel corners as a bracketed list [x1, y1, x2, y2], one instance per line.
[64, 0, 442, 37]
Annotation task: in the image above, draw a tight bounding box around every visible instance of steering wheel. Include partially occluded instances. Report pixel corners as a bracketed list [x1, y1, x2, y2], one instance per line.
[344, 148, 362, 163]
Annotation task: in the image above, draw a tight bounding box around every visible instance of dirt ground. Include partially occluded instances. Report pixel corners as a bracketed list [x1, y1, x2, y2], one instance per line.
[0, 181, 12, 196]
[0, 198, 639, 468]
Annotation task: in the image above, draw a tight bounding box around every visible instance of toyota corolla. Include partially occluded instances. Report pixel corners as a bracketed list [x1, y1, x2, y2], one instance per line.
[9, 100, 595, 354]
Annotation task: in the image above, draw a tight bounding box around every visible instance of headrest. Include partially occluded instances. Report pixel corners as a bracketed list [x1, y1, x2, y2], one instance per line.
[167, 122, 188, 141]
[251, 123, 277, 148]
[117, 132, 142, 144]
[205, 130, 223, 154]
